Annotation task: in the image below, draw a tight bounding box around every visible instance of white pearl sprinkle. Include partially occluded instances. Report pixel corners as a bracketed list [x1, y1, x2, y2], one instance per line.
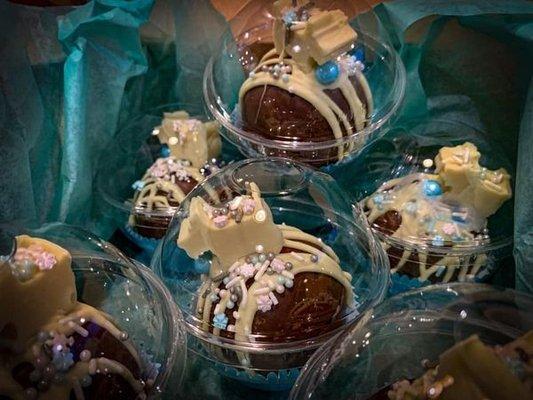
[168, 137, 179, 146]
[422, 159, 433, 168]
[255, 244, 264, 253]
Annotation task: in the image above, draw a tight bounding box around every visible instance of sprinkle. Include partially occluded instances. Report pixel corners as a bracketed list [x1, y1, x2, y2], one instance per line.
[254, 210, 266, 222]
[230, 197, 243, 210]
[270, 258, 286, 273]
[68, 321, 89, 337]
[226, 301, 234, 309]
[80, 350, 92, 362]
[151, 128, 160, 136]
[256, 295, 273, 312]
[227, 324, 236, 332]
[281, 270, 294, 279]
[432, 235, 445, 247]
[441, 223, 456, 236]
[291, 252, 304, 261]
[249, 71, 256, 79]
[254, 286, 271, 295]
[168, 137, 179, 146]
[284, 279, 294, 288]
[285, 262, 293, 270]
[225, 276, 241, 289]
[404, 201, 418, 215]
[423, 180, 443, 197]
[239, 263, 256, 279]
[268, 291, 279, 305]
[255, 244, 264, 253]
[282, 73, 290, 83]
[213, 314, 229, 330]
[275, 285, 285, 294]
[213, 215, 228, 228]
[452, 211, 468, 223]
[435, 265, 446, 277]
[233, 311, 240, 320]
[310, 254, 319, 263]
[242, 198, 255, 214]
[254, 260, 271, 281]
[315, 61, 340, 85]
[131, 180, 145, 191]
[422, 159, 433, 168]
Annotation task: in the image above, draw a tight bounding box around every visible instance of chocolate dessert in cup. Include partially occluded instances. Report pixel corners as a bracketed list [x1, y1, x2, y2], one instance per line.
[151, 158, 389, 392]
[290, 283, 533, 400]
[0, 224, 186, 399]
[203, 0, 405, 166]
[358, 131, 514, 295]
[96, 103, 224, 262]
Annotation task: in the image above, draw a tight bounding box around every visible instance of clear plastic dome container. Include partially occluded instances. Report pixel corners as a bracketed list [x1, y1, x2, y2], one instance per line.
[0, 224, 186, 399]
[203, 0, 406, 166]
[291, 283, 533, 400]
[95, 102, 228, 261]
[152, 158, 389, 392]
[355, 121, 514, 294]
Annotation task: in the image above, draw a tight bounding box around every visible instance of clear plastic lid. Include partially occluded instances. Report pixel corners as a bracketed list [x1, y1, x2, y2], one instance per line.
[354, 122, 514, 285]
[291, 283, 533, 400]
[152, 158, 389, 374]
[203, 0, 405, 166]
[95, 103, 226, 240]
[0, 224, 186, 398]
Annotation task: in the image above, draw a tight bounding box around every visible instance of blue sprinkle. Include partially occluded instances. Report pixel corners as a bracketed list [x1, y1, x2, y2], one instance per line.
[432, 235, 445, 247]
[282, 9, 297, 25]
[423, 180, 443, 197]
[315, 61, 340, 85]
[352, 47, 365, 63]
[404, 201, 417, 215]
[213, 313, 229, 330]
[160, 145, 171, 157]
[435, 265, 446, 277]
[373, 194, 384, 204]
[131, 180, 145, 191]
[52, 351, 74, 372]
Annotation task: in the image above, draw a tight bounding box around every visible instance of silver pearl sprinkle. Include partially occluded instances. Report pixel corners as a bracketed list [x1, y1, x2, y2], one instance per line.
[230, 294, 238, 303]
[266, 267, 274, 275]
[267, 252, 275, 261]
[310, 255, 319, 263]
[285, 262, 293, 270]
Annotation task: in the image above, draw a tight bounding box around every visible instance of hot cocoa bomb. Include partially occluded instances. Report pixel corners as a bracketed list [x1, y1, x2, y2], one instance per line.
[238, 0, 373, 164]
[177, 183, 355, 370]
[0, 236, 154, 400]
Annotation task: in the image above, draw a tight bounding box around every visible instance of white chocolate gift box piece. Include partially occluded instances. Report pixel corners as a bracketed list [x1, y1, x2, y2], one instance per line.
[435, 142, 512, 219]
[273, 0, 357, 69]
[177, 183, 284, 266]
[0, 236, 76, 350]
[435, 142, 481, 194]
[153, 111, 222, 168]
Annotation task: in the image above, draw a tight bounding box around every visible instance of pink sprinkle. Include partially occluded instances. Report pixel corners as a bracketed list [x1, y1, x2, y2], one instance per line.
[256, 295, 273, 312]
[268, 291, 278, 305]
[213, 215, 228, 228]
[242, 198, 256, 215]
[35, 252, 57, 271]
[239, 263, 256, 279]
[442, 223, 456, 236]
[270, 258, 285, 273]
